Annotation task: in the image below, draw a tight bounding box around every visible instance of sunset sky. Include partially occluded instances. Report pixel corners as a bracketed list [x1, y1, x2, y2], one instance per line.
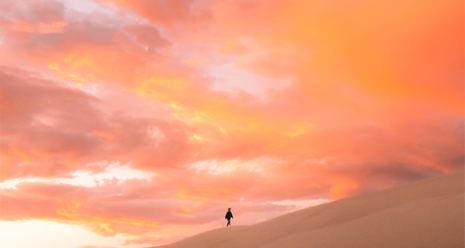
[0, 0, 463, 247]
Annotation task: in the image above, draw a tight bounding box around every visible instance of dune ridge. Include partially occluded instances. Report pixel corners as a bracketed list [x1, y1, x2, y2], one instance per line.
[151, 171, 464, 248]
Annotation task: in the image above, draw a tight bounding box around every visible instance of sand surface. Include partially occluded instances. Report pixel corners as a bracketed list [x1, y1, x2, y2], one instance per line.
[151, 171, 464, 248]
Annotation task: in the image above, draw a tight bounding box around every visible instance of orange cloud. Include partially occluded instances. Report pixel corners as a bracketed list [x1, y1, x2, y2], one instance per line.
[211, 0, 464, 115]
[93, 130, 115, 143]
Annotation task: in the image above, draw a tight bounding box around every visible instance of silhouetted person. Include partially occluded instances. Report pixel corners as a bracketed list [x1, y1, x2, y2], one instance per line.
[225, 208, 233, 227]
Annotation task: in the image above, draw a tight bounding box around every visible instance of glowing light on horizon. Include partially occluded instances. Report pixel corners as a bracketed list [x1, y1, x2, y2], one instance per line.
[0, 220, 145, 248]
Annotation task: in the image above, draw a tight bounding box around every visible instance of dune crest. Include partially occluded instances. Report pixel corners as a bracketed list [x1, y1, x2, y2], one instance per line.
[152, 171, 464, 248]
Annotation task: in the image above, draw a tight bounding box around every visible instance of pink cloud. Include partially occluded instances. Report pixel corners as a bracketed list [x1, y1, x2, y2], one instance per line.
[0, 0, 463, 246]
[0, 0, 67, 34]
[97, 0, 213, 27]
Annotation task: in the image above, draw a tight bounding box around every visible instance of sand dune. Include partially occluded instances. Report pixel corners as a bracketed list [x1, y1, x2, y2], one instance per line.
[152, 171, 464, 248]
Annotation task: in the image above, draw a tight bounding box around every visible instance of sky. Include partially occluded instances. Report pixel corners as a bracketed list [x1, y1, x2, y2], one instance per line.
[0, 0, 463, 247]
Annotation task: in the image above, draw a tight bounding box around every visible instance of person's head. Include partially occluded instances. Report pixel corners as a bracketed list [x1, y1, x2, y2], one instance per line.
[228, 208, 231, 211]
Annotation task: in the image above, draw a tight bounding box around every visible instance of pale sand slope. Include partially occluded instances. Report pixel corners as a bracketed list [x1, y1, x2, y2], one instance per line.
[152, 171, 464, 248]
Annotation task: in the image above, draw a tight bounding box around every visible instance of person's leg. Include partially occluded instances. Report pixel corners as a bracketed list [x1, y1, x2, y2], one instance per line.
[227, 219, 231, 227]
